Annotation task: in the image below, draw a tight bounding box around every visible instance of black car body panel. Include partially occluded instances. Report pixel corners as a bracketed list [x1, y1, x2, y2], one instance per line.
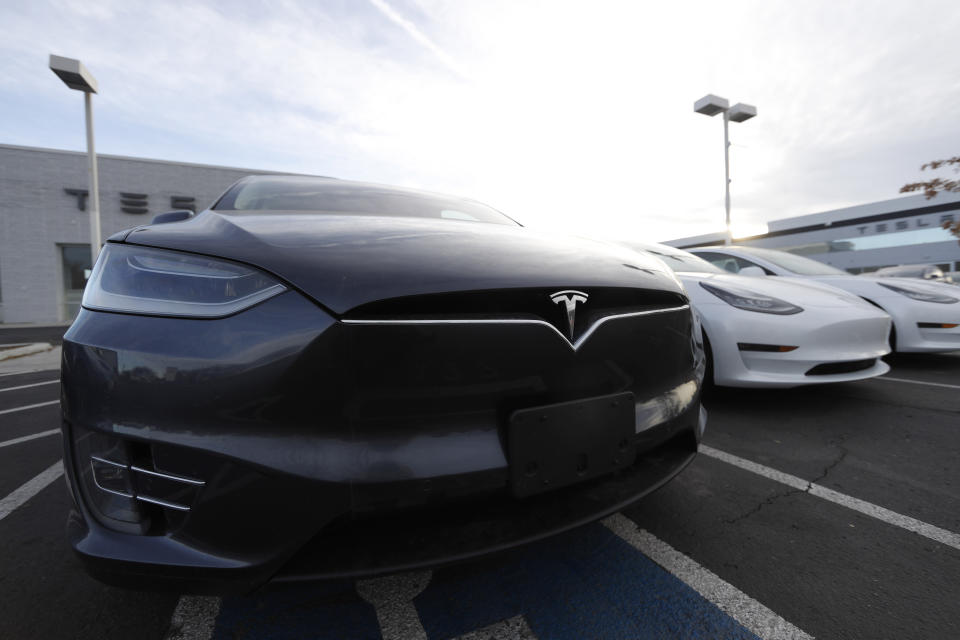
[121, 211, 681, 314]
[61, 177, 705, 594]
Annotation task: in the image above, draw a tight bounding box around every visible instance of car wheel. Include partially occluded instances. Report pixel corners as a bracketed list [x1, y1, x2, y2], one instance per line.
[701, 329, 715, 388]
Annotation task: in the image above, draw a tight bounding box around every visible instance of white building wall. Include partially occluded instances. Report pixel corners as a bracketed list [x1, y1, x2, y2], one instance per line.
[664, 193, 960, 274]
[0, 144, 287, 323]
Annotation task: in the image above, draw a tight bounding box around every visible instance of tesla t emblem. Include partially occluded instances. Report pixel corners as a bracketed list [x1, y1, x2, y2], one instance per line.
[550, 290, 589, 339]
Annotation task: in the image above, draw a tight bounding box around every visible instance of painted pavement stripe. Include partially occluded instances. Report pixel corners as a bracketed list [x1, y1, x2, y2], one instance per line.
[700, 445, 960, 551]
[452, 615, 536, 640]
[603, 513, 813, 640]
[0, 460, 63, 522]
[0, 400, 59, 416]
[0, 428, 59, 449]
[0, 379, 59, 393]
[357, 571, 431, 640]
[875, 376, 960, 390]
[0, 368, 59, 378]
[165, 597, 221, 640]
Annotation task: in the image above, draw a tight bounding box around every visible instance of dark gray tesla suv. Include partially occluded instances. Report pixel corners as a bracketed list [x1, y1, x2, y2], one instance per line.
[61, 175, 706, 593]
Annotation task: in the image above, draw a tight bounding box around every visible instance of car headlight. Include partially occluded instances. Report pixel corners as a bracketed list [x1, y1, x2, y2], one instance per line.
[83, 244, 287, 317]
[699, 281, 803, 315]
[878, 282, 958, 304]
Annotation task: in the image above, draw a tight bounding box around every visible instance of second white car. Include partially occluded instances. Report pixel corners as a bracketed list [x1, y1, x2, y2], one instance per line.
[689, 245, 960, 353]
[624, 242, 892, 388]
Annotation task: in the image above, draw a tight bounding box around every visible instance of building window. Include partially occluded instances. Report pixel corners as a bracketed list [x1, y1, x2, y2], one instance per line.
[779, 225, 955, 256]
[61, 244, 91, 321]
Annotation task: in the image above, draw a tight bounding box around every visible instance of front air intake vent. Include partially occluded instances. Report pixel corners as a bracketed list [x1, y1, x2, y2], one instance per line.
[344, 287, 687, 344]
[805, 359, 876, 376]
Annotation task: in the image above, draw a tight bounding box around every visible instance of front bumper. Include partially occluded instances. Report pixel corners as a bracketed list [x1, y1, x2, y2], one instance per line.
[883, 299, 960, 352]
[62, 291, 704, 594]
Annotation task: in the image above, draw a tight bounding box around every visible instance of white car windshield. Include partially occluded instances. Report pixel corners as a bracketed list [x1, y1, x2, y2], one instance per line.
[733, 246, 849, 276]
[623, 243, 726, 274]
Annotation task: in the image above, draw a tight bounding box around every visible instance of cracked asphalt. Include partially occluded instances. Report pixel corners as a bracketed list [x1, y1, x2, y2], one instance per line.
[2, 322, 959, 639]
[710, 445, 852, 526]
[623, 352, 960, 640]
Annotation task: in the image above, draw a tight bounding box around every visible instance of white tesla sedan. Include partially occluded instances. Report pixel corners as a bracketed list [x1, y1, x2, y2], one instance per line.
[688, 245, 960, 353]
[622, 242, 891, 388]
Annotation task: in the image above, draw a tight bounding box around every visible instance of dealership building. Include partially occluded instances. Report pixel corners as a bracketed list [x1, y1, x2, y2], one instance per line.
[3, 142, 960, 324]
[666, 192, 960, 274]
[0, 143, 297, 324]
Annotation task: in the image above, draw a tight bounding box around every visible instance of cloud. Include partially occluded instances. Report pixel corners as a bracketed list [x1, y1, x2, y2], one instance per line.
[1, 0, 959, 242]
[366, 0, 469, 80]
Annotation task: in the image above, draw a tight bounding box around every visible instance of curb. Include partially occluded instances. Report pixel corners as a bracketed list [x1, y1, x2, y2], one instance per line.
[0, 343, 54, 362]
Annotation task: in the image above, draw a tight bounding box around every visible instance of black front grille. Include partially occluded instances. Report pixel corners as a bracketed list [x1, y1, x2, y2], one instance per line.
[344, 287, 687, 343]
[805, 359, 876, 376]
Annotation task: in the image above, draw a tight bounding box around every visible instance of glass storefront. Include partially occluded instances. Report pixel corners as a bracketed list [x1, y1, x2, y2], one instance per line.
[778, 226, 955, 257]
[61, 244, 92, 321]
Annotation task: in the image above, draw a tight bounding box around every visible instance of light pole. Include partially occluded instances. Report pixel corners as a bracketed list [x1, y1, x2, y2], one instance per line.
[49, 54, 102, 266]
[694, 94, 757, 245]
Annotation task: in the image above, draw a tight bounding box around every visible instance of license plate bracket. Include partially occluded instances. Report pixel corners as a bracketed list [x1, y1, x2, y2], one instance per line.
[508, 391, 636, 498]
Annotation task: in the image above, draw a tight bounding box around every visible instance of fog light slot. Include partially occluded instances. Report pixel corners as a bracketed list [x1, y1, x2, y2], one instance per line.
[90, 456, 134, 498]
[130, 466, 204, 512]
[737, 343, 798, 352]
[71, 423, 206, 533]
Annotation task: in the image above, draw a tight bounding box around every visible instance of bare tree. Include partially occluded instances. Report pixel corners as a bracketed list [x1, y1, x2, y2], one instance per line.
[901, 156, 960, 242]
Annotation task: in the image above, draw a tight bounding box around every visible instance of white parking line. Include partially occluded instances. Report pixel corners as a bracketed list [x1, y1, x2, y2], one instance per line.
[876, 376, 960, 390]
[0, 400, 59, 416]
[603, 514, 813, 640]
[168, 570, 436, 640]
[0, 368, 59, 378]
[357, 570, 432, 640]
[0, 460, 63, 522]
[0, 428, 59, 449]
[165, 597, 221, 640]
[0, 379, 59, 393]
[700, 445, 960, 551]
[453, 615, 536, 639]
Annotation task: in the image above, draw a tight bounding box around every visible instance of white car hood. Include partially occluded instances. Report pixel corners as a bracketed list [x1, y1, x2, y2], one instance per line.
[805, 275, 960, 299]
[677, 272, 881, 310]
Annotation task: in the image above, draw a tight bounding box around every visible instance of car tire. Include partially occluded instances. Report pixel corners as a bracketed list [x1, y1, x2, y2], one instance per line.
[702, 329, 716, 388]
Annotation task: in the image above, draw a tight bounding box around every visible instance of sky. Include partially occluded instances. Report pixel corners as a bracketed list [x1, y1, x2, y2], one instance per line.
[2, 0, 959, 242]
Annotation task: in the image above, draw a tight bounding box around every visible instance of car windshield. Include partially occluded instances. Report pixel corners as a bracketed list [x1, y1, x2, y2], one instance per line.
[623, 243, 725, 274]
[214, 176, 517, 226]
[734, 246, 849, 275]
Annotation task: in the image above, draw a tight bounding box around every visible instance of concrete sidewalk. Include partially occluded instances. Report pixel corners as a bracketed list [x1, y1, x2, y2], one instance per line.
[0, 345, 62, 375]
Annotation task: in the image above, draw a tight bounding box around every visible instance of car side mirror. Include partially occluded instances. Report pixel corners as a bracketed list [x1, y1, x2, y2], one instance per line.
[738, 266, 766, 277]
[151, 210, 195, 225]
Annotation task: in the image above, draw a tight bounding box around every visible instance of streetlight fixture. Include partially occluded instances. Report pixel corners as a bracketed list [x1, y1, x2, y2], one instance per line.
[49, 54, 102, 266]
[694, 94, 757, 245]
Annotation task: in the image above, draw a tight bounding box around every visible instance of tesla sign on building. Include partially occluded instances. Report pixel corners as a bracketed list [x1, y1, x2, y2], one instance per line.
[0, 143, 296, 323]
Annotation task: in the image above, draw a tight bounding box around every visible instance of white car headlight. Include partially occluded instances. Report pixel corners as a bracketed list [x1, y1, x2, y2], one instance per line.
[699, 281, 803, 315]
[83, 244, 287, 317]
[878, 282, 958, 304]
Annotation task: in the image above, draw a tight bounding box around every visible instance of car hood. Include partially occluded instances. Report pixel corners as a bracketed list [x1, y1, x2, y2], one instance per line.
[677, 272, 882, 310]
[805, 274, 960, 297]
[863, 275, 960, 294]
[121, 211, 682, 314]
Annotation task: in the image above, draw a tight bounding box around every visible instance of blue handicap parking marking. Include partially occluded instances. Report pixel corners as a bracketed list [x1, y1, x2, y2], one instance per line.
[211, 521, 759, 639]
[415, 522, 760, 640]
[214, 579, 381, 640]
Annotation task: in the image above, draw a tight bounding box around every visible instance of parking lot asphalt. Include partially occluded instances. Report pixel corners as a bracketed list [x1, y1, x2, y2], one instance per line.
[1, 346, 958, 640]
